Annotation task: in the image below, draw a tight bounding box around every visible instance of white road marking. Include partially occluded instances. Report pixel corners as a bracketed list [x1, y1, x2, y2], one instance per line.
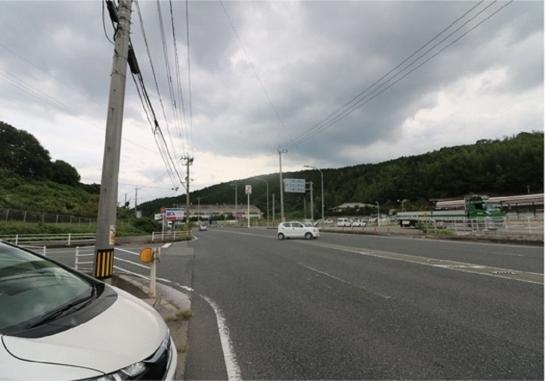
[298, 262, 392, 299]
[320, 230, 542, 249]
[209, 229, 275, 239]
[161, 243, 172, 249]
[201, 295, 242, 381]
[301, 241, 543, 285]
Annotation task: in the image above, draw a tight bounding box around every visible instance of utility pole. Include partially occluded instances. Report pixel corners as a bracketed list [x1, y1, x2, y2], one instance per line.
[182, 156, 194, 228]
[309, 181, 314, 221]
[94, 0, 133, 279]
[134, 186, 141, 216]
[278, 148, 287, 222]
[197, 197, 200, 223]
[272, 193, 275, 222]
[235, 182, 238, 220]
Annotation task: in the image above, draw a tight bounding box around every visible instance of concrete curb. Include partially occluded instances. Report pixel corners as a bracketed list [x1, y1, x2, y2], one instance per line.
[112, 274, 191, 380]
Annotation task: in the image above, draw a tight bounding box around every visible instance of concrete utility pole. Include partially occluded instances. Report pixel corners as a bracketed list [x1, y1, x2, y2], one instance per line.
[94, 0, 133, 279]
[235, 182, 238, 220]
[305, 165, 324, 221]
[309, 181, 314, 221]
[134, 186, 141, 216]
[272, 193, 275, 222]
[256, 178, 269, 226]
[278, 148, 287, 222]
[197, 197, 200, 223]
[183, 156, 194, 227]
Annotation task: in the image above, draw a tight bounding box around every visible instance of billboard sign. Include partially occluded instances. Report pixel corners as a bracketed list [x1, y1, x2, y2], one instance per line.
[164, 208, 185, 221]
[245, 185, 252, 195]
[284, 178, 306, 193]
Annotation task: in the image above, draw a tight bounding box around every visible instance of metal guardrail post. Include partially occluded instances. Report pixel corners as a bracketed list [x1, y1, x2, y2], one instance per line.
[42, 246, 47, 256]
[150, 248, 159, 297]
[14, 234, 18, 246]
[151, 232, 155, 242]
[67, 233, 71, 246]
[174, 230, 177, 240]
[74, 246, 80, 270]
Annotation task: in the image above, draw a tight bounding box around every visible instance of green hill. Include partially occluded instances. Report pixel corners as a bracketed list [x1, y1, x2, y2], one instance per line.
[139, 131, 544, 218]
[0, 121, 156, 234]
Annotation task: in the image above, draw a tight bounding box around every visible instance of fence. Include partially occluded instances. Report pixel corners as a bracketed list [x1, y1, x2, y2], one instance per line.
[0, 232, 96, 246]
[421, 217, 543, 240]
[0, 208, 96, 225]
[151, 230, 192, 242]
[74, 245, 96, 273]
[73, 246, 158, 296]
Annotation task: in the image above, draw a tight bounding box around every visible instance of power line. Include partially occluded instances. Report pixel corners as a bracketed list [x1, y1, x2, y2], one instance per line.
[185, 0, 194, 155]
[101, 0, 115, 45]
[169, 0, 189, 148]
[134, 0, 185, 156]
[285, 0, 512, 148]
[155, 0, 183, 160]
[218, 0, 288, 135]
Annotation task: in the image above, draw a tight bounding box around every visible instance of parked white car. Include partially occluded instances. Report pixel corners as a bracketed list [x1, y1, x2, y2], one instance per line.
[0, 242, 177, 380]
[277, 221, 320, 240]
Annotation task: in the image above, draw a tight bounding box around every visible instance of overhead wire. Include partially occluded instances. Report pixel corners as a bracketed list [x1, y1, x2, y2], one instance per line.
[185, 0, 194, 155]
[134, 0, 185, 156]
[285, 0, 513, 148]
[155, 0, 183, 160]
[218, 0, 288, 139]
[168, 0, 190, 152]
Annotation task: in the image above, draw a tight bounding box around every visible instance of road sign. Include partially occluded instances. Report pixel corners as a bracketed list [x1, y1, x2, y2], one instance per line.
[164, 208, 185, 221]
[245, 185, 252, 195]
[284, 178, 306, 193]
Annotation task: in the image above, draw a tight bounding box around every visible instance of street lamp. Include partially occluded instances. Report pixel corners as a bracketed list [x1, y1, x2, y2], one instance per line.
[375, 201, 380, 227]
[304, 165, 324, 222]
[255, 178, 269, 226]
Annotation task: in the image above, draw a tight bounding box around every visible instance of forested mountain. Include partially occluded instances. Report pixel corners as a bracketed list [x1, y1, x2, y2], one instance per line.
[140, 132, 544, 217]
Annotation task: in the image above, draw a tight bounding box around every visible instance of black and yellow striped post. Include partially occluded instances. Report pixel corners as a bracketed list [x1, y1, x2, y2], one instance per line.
[94, 249, 114, 279]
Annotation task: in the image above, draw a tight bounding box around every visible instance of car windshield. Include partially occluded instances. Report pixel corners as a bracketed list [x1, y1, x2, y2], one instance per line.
[0, 243, 94, 333]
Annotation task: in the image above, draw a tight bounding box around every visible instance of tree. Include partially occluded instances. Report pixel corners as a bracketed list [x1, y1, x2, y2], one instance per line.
[49, 160, 80, 186]
[0, 121, 51, 178]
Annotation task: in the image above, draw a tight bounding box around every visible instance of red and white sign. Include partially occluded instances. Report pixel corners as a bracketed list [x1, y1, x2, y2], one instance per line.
[164, 208, 185, 221]
[245, 185, 252, 195]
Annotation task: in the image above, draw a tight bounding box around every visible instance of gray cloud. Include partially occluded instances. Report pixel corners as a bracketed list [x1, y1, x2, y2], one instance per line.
[0, 0, 542, 197]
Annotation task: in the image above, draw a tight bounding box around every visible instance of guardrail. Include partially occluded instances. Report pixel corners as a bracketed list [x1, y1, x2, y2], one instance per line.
[0, 233, 95, 246]
[415, 217, 543, 239]
[72, 246, 159, 297]
[74, 245, 96, 273]
[113, 247, 159, 297]
[151, 230, 191, 242]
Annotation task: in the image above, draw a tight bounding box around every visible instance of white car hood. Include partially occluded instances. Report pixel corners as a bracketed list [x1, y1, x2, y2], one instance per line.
[3, 286, 168, 374]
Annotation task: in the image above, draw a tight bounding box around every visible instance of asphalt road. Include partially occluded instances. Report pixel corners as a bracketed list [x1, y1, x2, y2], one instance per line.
[184, 227, 543, 380]
[42, 231, 544, 379]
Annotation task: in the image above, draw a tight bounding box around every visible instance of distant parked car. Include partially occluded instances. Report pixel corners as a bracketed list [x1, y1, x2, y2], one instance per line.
[0, 241, 177, 380]
[199, 224, 208, 231]
[277, 221, 320, 240]
[351, 220, 367, 227]
[337, 218, 351, 227]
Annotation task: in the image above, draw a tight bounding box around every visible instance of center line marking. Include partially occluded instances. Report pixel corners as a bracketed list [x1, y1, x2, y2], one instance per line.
[297, 262, 392, 299]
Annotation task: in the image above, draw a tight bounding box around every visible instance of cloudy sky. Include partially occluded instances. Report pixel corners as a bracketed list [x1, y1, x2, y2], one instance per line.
[0, 0, 543, 204]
